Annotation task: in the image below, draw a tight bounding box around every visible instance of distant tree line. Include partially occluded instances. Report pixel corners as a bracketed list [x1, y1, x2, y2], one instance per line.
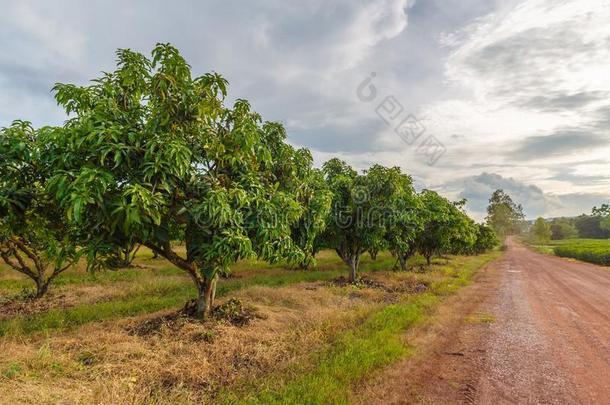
[527, 204, 610, 244]
[480, 187, 610, 245]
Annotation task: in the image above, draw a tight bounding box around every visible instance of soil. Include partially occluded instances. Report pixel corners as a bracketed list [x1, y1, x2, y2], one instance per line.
[329, 275, 429, 294]
[358, 237, 610, 404]
[0, 292, 76, 320]
[126, 298, 261, 336]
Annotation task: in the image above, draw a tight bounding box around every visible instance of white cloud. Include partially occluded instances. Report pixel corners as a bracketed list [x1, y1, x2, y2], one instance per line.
[443, 172, 609, 221]
[442, 0, 610, 100]
[337, 0, 409, 70]
[419, 0, 610, 199]
[0, 0, 608, 219]
[3, 2, 85, 63]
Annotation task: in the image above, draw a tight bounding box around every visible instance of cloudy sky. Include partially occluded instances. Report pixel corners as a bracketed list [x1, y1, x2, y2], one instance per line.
[1, 0, 609, 220]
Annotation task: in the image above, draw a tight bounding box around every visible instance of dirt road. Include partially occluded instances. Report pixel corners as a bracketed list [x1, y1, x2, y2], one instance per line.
[360, 238, 610, 404]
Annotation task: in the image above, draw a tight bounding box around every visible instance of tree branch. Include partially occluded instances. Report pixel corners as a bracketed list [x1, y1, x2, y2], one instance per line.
[0, 249, 38, 280]
[10, 238, 37, 261]
[48, 260, 75, 285]
[10, 238, 45, 271]
[144, 241, 202, 286]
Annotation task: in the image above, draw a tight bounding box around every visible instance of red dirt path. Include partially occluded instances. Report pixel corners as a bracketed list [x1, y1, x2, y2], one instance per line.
[360, 238, 610, 404]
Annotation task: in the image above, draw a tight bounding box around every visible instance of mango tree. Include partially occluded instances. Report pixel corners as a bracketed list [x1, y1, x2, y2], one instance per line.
[384, 171, 422, 271]
[415, 190, 474, 265]
[445, 201, 478, 255]
[0, 121, 81, 298]
[472, 224, 499, 254]
[46, 44, 303, 318]
[289, 160, 332, 269]
[321, 159, 397, 282]
[261, 124, 332, 269]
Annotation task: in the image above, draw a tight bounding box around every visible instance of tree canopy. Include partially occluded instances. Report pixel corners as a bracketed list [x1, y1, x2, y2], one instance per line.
[0, 121, 81, 297]
[574, 214, 610, 239]
[383, 171, 421, 271]
[415, 191, 476, 265]
[45, 44, 305, 317]
[285, 149, 332, 269]
[592, 204, 610, 233]
[530, 217, 552, 244]
[485, 189, 524, 239]
[320, 160, 413, 281]
[549, 218, 578, 240]
[472, 224, 499, 254]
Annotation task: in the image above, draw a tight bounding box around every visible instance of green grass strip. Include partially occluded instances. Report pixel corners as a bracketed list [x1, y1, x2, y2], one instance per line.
[222, 252, 500, 404]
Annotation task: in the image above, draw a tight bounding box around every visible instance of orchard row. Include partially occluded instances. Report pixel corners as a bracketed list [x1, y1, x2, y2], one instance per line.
[0, 44, 497, 318]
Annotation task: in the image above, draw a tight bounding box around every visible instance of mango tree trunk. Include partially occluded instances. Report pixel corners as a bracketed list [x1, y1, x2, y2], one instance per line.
[338, 252, 360, 283]
[34, 277, 50, 298]
[143, 243, 219, 320]
[195, 274, 219, 319]
[398, 255, 408, 271]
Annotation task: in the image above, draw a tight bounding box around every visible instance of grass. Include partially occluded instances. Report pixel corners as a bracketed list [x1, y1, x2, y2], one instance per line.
[0, 268, 346, 337]
[0, 245, 302, 293]
[0, 259, 182, 293]
[529, 238, 610, 266]
[0, 250, 398, 336]
[219, 252, 500, 404]
[0, 249, 393, 294]
[0, 250, 501, 404]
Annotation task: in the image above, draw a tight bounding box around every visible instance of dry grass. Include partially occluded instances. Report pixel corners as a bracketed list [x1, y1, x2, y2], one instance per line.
[0, 280, 383, 404]
[0, 249, 392, 337]
[0, 249, 499, 404]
